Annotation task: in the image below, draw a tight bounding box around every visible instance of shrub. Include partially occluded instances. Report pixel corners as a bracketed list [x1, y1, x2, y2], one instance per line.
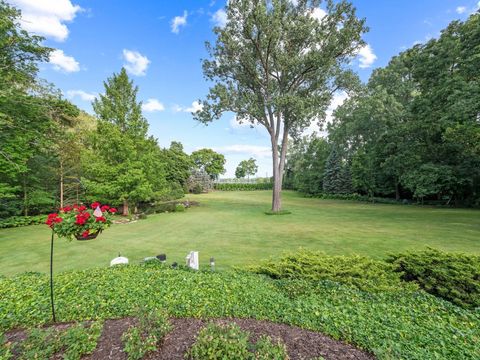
[122, 307, 172, 360]
[192, 184, 204, 194]
[247, 249, 416, 293]
[253, 335, 289, 359]
[0, 215, 47, 229]
[185, 323, 250, 360]
[214, 183, 273, 191]
[175, 204, 186, 212]
[11, 321, 102, 360]
[387, 249, 480, 309]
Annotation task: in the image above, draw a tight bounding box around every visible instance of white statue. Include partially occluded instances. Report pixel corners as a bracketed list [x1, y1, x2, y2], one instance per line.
[185, 251, 199, 270]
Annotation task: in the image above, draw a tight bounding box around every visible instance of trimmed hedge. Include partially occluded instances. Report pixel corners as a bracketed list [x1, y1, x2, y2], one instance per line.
[387, 248, 480, 309]
[0, 264, 479, 359]
[0, 215, 48, 229]
[214, 183, 273, 191]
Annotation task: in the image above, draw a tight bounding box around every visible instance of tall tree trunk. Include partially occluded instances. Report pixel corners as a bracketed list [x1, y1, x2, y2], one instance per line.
[271, 127, 288, 212]
[123, 199, 129, 216]
[271, 136, 281, 212]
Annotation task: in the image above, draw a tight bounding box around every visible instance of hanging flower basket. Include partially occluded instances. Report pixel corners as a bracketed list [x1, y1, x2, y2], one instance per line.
[45, 202, 117, 241]
[74, 230, 101, 241]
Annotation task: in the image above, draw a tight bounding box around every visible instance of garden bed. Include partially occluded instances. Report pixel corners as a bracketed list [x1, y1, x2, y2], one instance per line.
[4, 318, 374, 360]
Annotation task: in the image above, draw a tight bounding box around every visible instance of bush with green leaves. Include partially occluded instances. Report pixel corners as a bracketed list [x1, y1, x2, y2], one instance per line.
[175, 204, 186, 212]
[387, 249, 480, 309]
[9, 321, 102, 360]
[214, 183, 273, 191]
[247, 249, 416, 292]
[186, 323, 251, 359]
[1, 265, 479, 359]
[122, 307, 172, 360]
[0, 215, 48, 229]
[253, 335, 289, 360]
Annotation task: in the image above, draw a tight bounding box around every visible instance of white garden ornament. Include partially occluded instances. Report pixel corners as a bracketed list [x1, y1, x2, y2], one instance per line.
[186, 251, 199, 270]
[110, 255, 129, 266]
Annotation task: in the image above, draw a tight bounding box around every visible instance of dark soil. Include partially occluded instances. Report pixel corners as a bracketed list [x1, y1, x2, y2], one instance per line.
[6, 318, 374, 360]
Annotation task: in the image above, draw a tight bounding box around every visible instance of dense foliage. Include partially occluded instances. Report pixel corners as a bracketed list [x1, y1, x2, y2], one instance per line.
[388, 249, 480, 309]
[0, 264, 479, 359]
[0, 215, 47, 229]
[247, 249, 416, 292]
[122, 307, 172, 360]
[2, 321, 102, 360]
[214, 183, 273, 191]
[287, 13, 480, 206]
[185, 323, 290, 360]
[186, 323, 251, 360]
[235, 158, 258, 180]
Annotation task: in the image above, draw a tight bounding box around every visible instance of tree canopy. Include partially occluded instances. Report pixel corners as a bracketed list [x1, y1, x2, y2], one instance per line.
[195, 0, 367, 211]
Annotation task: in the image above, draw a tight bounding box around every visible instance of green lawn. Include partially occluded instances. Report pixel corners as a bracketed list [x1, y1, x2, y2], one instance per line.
[0, 190, 479, 276]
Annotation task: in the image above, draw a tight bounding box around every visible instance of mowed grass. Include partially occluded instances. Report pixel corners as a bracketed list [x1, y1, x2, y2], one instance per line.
[0, 190, 479, 276]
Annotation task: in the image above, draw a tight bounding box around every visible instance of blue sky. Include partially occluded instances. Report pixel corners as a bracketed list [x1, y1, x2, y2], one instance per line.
[9, 0, 480, 177]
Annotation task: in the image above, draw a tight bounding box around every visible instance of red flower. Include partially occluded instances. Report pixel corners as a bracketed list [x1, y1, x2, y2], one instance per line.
[45, 218, 54, 227]
[108, 208, 117, 213]
[75, 214, 87, 225]
[54, 217, 63, 223]
[83, 212, 91, 219]
[95, 216, 106, 223]
[62, 206, 72, 212]
[82, 230, 90, 238]
[48, 213, 58, 219]
[91, 202, 100, 209]
[101, 205, 110, 211]
[78, 205, 87, 212]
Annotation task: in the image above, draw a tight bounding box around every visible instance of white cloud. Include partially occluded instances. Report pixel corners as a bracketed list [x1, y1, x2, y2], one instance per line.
[171, 11, 188, 34]
[310, 7, 326, 21]
[49, 49, 80, 72]
[122, 49, 150, 76]
[229, 116, 260, 130]
[213, 144, 271, 159]
[173, 101, 203, 113]
[357, 44, 377, 69]
[10, 0, 82, 42]
[142, 98, 165, 112]
[211, 9, 227, 27]
[66, 90, 95, 101]
[456, 6, 467, 14]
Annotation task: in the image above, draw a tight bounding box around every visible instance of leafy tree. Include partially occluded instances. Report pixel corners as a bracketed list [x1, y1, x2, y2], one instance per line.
[235, 158, 258, 179]
[84, 69, 166, 215]
[162, 141, 193, 189]
[195, 0, 367, 212]
[191, 148, 226, 180]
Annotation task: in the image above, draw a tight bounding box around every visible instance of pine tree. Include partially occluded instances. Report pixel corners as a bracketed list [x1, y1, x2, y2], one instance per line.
[323, 148, 343, 194]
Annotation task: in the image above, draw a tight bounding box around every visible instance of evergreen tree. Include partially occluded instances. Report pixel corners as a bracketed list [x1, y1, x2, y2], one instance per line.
[323, 148, 344, 194]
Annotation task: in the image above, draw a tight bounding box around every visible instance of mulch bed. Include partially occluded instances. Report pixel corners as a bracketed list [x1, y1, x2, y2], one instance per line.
[6, 318, 374, 360]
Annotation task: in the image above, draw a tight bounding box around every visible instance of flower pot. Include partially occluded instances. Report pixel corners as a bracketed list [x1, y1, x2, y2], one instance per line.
[75, 231, 100, 241]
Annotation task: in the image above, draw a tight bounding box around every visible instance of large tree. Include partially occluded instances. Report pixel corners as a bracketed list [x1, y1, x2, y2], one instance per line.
[195, 0, 367, 211]
[84, 69, 166, 215]
[235, 158, 258, 179]
[191, 148, 226, 180]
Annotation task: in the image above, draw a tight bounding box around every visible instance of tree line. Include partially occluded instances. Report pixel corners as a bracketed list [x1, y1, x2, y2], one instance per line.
[0, 1, 227, 218]
[286, 13, 480, 206]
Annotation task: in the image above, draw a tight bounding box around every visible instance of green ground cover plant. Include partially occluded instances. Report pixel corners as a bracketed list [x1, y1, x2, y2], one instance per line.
[185, 323, 289, 360]
[4, 321, 102, 360]
[0, 264, 478, 359]
[122, 307, 172, 360]
[0, 215, 47, 229]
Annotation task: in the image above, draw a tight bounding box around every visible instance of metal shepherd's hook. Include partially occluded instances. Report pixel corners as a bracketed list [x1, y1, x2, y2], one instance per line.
[50, 229, 56, 322]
